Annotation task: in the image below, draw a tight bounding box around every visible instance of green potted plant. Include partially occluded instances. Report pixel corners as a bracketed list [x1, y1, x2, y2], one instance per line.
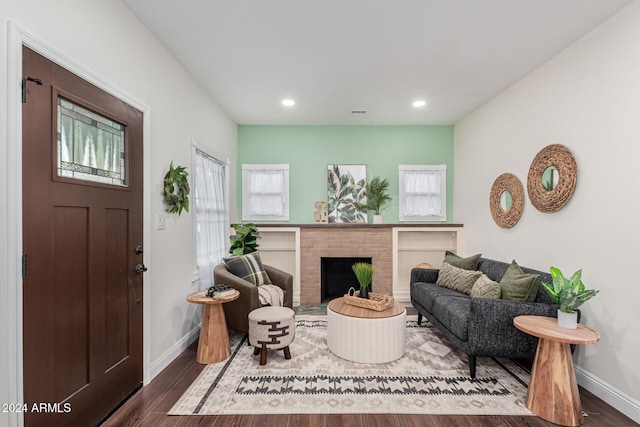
[229, 223, 260, 255]
[541, 267, 599, 329]
[355, 176, 392, 224]
[352, 262, 375, 299]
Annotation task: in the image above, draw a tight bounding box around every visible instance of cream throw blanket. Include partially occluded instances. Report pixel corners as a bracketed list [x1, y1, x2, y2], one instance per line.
[257, 284, 284, 307]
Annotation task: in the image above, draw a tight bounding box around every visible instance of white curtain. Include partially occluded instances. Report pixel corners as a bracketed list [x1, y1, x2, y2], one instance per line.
[195, 151, 228, 290]
[403, 170, 442, 217]
[247, 170, 285, 216]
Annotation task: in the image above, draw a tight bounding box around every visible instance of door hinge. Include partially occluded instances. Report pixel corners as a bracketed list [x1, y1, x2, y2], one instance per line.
[22, 253, 27, 279]
[21, 76, 43, 103]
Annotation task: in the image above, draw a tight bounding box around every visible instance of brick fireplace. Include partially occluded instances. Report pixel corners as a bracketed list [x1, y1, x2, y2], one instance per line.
[299, 227, 392, 305]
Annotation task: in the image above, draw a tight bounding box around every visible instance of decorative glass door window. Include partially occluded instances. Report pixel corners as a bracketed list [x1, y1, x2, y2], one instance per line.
[57, 97, 127, 186]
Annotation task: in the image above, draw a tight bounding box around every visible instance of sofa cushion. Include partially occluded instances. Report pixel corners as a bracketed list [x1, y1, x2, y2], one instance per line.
[444, 251, 481, 270]
[436, 262, 483, 294]
[223, 252, 272, 286]
[430, 295, 471, 341]
[411, 281, 467, 313]
[499, 260, 539, 302]
[470, 274, 501, 299]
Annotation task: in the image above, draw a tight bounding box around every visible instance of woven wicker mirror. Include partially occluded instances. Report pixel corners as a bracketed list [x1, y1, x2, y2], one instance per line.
[527, 144, 577, 213]
[490, 173, 524, 228]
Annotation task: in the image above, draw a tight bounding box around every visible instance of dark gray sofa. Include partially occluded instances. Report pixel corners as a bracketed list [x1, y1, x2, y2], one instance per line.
[410, 257, 565, 378]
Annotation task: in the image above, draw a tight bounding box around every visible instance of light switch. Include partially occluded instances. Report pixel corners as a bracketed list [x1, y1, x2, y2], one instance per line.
[156, 214, 166, 230]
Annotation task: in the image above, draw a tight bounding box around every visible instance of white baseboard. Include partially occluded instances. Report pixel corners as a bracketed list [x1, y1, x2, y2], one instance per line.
[148, 326, 200, 383]
[576, 366, 640, 424]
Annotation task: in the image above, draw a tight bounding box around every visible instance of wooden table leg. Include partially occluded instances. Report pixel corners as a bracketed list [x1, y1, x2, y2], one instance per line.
[527, 337, 583, 426]
[196, 303, 231, 364]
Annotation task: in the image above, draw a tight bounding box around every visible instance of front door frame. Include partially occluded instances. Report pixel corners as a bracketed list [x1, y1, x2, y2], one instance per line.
[5, 22, 152, 427]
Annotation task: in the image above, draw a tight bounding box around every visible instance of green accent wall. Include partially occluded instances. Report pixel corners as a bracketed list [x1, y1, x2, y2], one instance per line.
[237, 125, 454, 223]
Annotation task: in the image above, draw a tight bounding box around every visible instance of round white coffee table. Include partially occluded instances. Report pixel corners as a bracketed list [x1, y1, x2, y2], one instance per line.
[327, 297, 406, 363]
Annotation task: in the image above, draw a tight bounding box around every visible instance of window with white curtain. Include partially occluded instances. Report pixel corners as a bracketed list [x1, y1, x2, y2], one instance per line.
[242, 164, 290, 221]
[399, 165, 447, 221]
[194, 149, 229, 290]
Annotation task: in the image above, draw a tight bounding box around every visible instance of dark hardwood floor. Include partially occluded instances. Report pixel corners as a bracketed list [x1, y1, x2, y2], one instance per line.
[103, 339, 638, 427]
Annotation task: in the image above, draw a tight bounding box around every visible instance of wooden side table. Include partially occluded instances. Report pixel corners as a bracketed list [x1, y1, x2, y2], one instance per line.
[514, 315, 600, 426]
[187, 290, 240, 364]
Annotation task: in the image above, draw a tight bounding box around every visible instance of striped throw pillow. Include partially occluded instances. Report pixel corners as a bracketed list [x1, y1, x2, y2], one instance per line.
[223, 252, 273, 286]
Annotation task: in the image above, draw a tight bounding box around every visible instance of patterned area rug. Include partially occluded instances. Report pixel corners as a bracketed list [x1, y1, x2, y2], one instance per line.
[169, 315, 532, 415]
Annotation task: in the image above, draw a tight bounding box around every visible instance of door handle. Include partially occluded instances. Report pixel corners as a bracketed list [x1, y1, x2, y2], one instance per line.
[135, 246, 143, 255]
[135, 264, 148, 274]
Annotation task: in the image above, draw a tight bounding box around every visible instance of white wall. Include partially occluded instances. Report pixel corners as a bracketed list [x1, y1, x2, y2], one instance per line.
[455, 0, 640, 421]
[0, 1, 237, 426]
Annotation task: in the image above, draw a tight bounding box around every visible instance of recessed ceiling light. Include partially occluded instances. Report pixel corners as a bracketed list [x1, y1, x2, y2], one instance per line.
[282, 99, 295, 107]
[412, 100, 427, 108]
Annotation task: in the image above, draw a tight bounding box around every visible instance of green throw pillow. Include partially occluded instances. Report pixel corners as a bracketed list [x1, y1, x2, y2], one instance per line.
[499, 260, 539, 302]
[436, 261, 483, 294]
[470, 274, 501, 299]
[223, 252, 272, 286]
[444, 250, 481, 271]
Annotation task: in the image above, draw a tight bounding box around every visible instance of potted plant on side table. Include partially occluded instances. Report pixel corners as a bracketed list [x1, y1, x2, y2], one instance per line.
[352, 262, 375, 299]
[541, 267, 599, 329]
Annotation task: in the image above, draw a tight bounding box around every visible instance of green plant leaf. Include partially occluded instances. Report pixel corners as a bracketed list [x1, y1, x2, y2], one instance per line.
[570, 269, 582, 284]
[550, 267, 565, 294]
[541, 281, 561, 304]
[577, 289, 599, 302]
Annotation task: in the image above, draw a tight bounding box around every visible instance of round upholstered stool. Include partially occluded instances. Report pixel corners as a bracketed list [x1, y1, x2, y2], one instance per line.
[248, 306, 295, 365]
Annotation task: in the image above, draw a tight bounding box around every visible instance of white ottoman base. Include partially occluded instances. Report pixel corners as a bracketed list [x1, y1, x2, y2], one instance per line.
[327, 305, 406, 364]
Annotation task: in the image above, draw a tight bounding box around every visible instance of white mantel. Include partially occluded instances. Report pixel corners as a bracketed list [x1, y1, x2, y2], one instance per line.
[252, 224, 464, 306]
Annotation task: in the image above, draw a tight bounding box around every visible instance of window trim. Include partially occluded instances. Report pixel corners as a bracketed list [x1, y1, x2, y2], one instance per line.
[242, 164, 290, 221]
[399, 164, 447, 222]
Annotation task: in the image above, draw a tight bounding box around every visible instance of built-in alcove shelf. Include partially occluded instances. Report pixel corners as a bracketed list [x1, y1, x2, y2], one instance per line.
[392, 227, 463, 303]
[245, 224, 464, 306]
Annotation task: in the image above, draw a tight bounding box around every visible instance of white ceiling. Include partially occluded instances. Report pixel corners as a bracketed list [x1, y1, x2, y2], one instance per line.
[122, 0, 632, 125]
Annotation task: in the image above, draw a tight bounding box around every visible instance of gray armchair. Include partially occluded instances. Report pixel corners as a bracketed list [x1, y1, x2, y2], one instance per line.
[213, 263, 293, 333]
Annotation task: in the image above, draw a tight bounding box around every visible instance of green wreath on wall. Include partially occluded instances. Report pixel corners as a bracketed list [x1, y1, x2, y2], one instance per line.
[164, 161, 190, 215]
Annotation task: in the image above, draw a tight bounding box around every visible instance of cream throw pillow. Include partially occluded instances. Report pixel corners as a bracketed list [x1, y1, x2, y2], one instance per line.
[470, 274, 501, 299]
[436, 261, 483, 295]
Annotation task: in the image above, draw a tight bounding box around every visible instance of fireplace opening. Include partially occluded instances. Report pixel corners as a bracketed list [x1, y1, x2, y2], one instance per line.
[321, 257, 372, 303]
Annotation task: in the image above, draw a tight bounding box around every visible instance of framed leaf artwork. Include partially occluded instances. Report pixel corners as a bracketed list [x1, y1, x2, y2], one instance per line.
[327, 164, 367, 223]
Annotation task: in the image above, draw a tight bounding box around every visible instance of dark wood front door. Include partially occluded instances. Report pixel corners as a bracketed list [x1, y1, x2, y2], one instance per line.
[22, 46, 144, 426]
